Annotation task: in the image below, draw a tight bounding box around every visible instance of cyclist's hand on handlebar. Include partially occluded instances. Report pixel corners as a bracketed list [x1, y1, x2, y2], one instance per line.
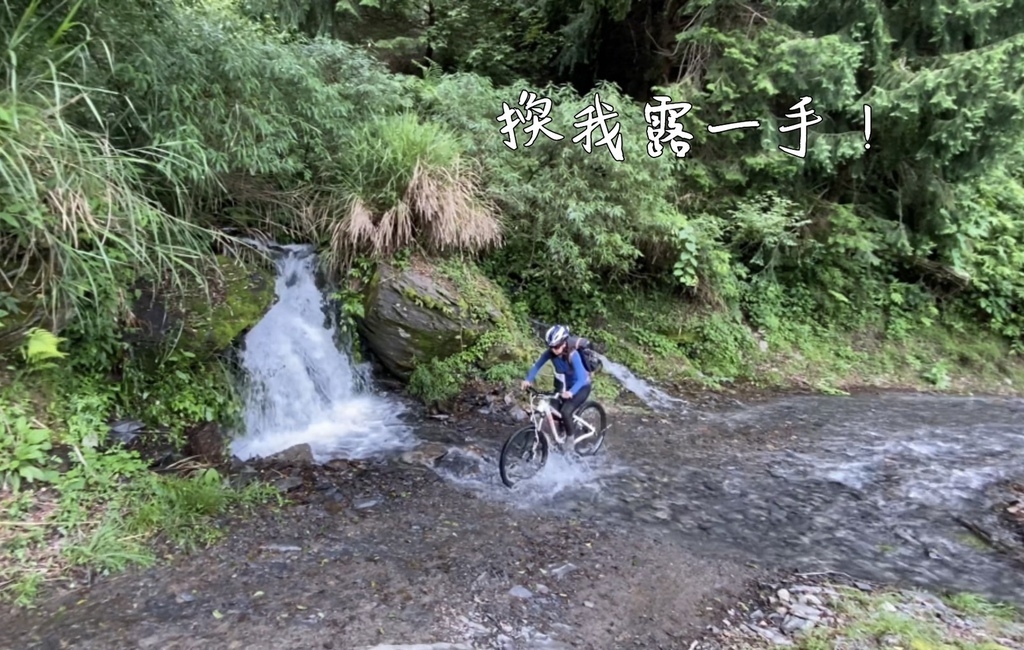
[521, 380, 532, 390]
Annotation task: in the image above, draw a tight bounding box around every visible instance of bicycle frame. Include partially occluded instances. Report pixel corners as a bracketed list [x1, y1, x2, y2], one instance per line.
[525, 389, 597, 449]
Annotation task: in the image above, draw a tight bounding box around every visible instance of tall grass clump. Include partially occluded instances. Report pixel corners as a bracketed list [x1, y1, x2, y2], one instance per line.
[0, 0, 223, 343]
[322, 112, 503, 267]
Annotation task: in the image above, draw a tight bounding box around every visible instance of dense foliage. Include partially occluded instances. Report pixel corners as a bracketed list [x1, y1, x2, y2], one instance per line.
[6, 0, 1023, 349]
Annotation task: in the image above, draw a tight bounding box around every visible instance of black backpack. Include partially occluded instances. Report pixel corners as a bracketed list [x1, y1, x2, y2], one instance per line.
[566, 335, 602, 374]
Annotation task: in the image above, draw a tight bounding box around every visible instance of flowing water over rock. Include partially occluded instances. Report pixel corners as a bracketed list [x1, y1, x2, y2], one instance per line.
[457, 392, 1024, 605]
[229, 244, 416, 462]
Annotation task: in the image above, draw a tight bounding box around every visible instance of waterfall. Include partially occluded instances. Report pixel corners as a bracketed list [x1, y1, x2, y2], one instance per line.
[228, 244, 415, 462]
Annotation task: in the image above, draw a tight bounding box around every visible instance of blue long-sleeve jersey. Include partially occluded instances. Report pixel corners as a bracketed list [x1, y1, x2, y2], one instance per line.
[525, 348, 590, 395]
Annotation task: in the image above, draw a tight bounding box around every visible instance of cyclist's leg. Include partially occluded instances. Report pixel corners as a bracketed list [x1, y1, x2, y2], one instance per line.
[559, 383, 591, 440]
[550, 378, 566, 421]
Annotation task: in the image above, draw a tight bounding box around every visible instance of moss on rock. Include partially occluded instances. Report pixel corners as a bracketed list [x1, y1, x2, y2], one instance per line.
[358, 256, 486, 381]
[129, 254, 276, 357]
[182, 256, 276, 352]
[355, 253, 538, 404]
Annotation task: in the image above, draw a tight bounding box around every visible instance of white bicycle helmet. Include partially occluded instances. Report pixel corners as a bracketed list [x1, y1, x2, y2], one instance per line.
[545, 324, 570, 348]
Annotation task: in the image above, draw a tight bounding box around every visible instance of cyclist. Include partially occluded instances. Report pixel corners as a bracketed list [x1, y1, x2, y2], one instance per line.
[520, 324, 591, 442]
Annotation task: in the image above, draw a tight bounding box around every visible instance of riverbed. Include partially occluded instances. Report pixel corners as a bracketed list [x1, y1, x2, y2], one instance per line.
[3, 389, 1023, 649]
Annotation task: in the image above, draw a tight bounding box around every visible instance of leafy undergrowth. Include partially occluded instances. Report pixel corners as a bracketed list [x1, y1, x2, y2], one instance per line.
[0, 346, 278, 608]
[789, 587, 1024, 650]
[583, 290, 1024, 400]
[412, 282, 1024, 412]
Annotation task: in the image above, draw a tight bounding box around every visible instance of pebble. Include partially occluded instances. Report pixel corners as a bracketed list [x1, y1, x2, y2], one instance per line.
[781, 614, 816, 635]
[787, 603, 822, 621]
[549, 563, 578, 580]
[508, 586, 532, 599]
[275, 476, 303, 492]
[743, 623, 794, 646]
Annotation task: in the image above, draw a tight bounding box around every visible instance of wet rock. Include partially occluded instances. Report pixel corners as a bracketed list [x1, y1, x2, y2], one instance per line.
[357, 259, 507, 382]
[125, 254, 275, 358]
[108, 419, 145, 446]
[435, 448, 490, 479]
[787, 603, 822, 621]
[400, 442, 450, 468]
[799, 594, 823, 607]
[266, 443, 314, 465]
[275, 476, 304, 492]
[743, 623, 794, 646]
[354, 497, 381, 510]
[508, 406, 528, 422]
[229, 463, 259, 489]
[780, 614, 816, 635]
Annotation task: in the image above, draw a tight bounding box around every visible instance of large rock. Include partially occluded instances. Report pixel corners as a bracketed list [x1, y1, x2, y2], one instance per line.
[127, 254, 276, 357]
[358, 259, 505, 381]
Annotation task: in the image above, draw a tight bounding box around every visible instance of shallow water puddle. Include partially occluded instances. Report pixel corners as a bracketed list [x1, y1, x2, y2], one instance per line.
[425, 392, 1024, 606]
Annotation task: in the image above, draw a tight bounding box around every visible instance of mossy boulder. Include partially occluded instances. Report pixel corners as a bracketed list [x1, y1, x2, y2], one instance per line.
[358, 257, 510, 381]
[128, 254, 276, 356]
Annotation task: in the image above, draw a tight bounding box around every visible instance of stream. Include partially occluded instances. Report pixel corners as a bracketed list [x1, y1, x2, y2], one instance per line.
[232, 245, 1024, 606]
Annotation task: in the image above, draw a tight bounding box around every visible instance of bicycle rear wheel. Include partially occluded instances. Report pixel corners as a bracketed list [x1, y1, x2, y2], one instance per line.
[499, 424, 549, 487]
[571, 401, 608, 456]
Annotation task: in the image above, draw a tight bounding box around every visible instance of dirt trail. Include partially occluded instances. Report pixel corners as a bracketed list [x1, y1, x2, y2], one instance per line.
[1, 456, 760, 650]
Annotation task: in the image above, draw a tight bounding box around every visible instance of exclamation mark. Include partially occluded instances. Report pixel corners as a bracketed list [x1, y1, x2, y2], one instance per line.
[863, 104, 872, 150]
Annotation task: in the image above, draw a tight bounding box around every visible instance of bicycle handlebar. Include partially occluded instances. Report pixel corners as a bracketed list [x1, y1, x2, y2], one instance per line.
[523, 385, 558, 397]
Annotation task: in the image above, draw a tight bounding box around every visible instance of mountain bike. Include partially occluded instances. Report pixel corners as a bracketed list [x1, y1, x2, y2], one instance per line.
[498, 386, 609, 488]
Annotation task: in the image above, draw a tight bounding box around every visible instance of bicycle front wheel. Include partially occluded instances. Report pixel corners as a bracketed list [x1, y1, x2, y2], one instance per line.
[499, 425, 549, 487]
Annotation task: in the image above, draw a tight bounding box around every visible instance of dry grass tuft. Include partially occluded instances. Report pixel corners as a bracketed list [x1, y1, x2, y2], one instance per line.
[324, 160, 503, 266]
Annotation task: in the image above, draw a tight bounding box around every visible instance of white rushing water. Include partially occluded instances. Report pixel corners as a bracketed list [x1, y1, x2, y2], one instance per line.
[596, 354, 687, 411]
[229, 244, 416, 462]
